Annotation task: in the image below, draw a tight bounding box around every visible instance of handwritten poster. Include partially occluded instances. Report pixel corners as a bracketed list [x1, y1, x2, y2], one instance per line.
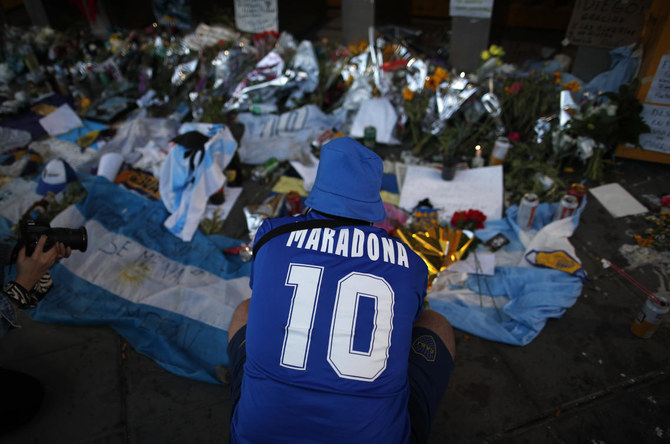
[234, 0, 278, 33]
[449, 0, 494, 19]
[639, 104, 670, 154]
[646, 55, 670, 106]
[565, 0, 651, 48]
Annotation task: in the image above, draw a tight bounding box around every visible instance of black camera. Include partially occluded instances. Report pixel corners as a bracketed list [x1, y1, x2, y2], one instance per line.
[16, 217, 88, 258]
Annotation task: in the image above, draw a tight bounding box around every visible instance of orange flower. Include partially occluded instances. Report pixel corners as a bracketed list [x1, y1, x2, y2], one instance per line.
[553, 71, 562, 84]
[433, 66, 449, 82]
[347, 40, 368, 55]
[562, 81, 581, 92]
[425, 76, 439, 91]
[403, 87, 415, 101]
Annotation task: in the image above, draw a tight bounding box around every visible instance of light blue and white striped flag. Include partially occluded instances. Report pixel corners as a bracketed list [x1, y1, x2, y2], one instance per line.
[23, 176, 252, 384]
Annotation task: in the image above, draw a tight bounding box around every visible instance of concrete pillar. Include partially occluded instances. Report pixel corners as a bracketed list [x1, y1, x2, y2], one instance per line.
[450, 16, 491, 73]
[341, 0, 375, 46]
[23, 0, 49, 27]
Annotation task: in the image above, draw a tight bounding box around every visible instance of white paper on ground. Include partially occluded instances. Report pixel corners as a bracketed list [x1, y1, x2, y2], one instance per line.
[203, 186, 244, 223]
[38, 104, 83, 136]
[398, 164, 503, 221]
[589, 183, 648, 218]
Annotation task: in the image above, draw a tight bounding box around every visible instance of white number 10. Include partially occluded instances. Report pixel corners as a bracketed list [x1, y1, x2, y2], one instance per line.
[280, 263, 395, 382]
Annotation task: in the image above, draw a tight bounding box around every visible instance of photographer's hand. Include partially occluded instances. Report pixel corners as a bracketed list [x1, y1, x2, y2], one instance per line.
[14, 235, 61, 291]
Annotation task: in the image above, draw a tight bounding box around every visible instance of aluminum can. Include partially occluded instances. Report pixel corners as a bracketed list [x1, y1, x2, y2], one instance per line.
[489, 136, 511, 166]
[516, 193, 539, 229]
[285, 191, 302, 216]
[568, 183, 586, 206]
[363, 126, 376, 149]
[554, 194, 579, 221]
[631, 294, 669, 339]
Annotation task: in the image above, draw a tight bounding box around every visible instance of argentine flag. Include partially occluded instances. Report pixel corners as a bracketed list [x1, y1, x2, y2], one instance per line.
[427, 200, 587, 346]
[20, 176, 252, 384]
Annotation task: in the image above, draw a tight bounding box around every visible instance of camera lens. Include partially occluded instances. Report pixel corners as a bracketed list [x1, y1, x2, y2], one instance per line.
[48, 226, 88, 252]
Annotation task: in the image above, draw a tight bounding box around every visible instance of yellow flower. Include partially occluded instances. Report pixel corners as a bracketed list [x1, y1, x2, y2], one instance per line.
[489, 44, 505, 57]
[480, 50, 491, 61]
[403, 87, 415, 101]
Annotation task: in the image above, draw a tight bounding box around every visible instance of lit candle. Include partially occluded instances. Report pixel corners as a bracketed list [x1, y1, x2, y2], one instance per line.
[472, 145, 485, 168]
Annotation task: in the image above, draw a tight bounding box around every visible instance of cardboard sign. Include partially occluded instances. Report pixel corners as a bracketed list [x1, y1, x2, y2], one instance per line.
[565, 0, 652, 48]
[234, 0, 278, 33]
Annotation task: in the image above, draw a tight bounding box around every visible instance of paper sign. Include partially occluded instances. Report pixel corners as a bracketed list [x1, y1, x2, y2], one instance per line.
[399, 165, 503, 222]
[449, 0, 494, 18]
[638, 104, 670, 154]
[589, 183, 648, 218]
[565, 0, 651, 48]
[234, 0, 278, 33]
[646, 55, 670, 106]
[38, 104, 83, 136]
[203, 186, 243, 222]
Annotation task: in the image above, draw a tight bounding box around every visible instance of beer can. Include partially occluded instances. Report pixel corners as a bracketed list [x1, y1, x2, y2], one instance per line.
[568, 183, 586, 206]
[285, 191, 302, 216]
[489, 136, 511, 166]
[554, 194, 579, 221]
[363, 126, 376, 150]
[631, 294, 669, 339]
[516, 193, 539, 229]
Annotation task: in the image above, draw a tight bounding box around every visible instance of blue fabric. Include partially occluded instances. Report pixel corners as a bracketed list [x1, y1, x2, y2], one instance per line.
[583, 46, 640, 96]
[428, 198, 587, 346]
[56, 120, 108, 150]
[305, 137, 386, 222]
[430, 266, 582, 346]
[232, 210, 427, 443]
[1, 175, 252, 384]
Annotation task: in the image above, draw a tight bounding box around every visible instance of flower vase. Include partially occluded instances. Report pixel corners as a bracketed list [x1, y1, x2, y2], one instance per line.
[442, 156, 457, 181]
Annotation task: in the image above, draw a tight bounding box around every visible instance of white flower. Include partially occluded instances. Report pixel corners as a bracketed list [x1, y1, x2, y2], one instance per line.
[605, 103, 617, 116]
[576, 136, 595, 161]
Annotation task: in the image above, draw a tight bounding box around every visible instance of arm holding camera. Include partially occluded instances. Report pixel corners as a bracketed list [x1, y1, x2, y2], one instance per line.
[1, 236, 71, 336]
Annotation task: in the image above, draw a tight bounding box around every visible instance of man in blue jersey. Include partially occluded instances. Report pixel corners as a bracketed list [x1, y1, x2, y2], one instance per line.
[227, 137, 456, 443]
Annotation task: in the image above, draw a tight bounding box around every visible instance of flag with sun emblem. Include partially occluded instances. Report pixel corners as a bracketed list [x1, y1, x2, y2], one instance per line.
[26, 175, 252, 384]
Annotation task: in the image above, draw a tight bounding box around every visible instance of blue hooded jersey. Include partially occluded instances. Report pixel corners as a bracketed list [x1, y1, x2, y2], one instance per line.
[231, 211, 428, 443]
